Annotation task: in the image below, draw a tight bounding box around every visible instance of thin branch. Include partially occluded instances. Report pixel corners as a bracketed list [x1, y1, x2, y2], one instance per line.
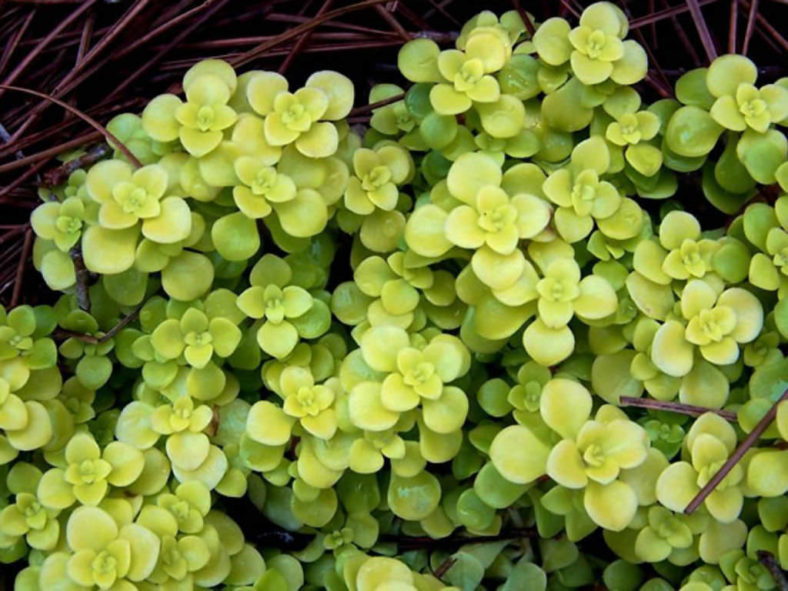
[0, 84, 141, 167]
[0, 9, 35, 77]
[58, 303, 143, 345]
[279, 0, 333, 74]
[231, 0, 393, 68]
[41, 143, 110, 186]
[9, 227, 32, 308]
[105, 0, 229, 103]
[100, 304, 143, 342]
[348, 92, 405, 116]
[0, 158, 48, 198]
[512, 0, 536, 36]
[741, 0, 787, 52]
[686, 0, 718, 61]
[0, 0, 96, 98]
[390, 1, 431, 32]
[619, 396, 738, 421]
[756, 551, 788, 591]
[70, 247, 90, 312]
[422, 0, 460, 25]
[76, 9, 95, 65]
[729, 0, 738, 52]
[433, 558, 457, 579]
[381, 528, 537, 550]
[742, 0, 759, 54]
[374, 3, 411, 42]
[113, 0, 216, 59]
[630, 0, 717, 29]
[685, 388, 788, 514]
[0, 131, 103, 174]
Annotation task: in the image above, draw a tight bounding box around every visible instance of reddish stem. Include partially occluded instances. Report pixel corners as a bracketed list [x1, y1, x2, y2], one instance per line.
[619, 396, 738, 421]
[685, 388, 788, 514]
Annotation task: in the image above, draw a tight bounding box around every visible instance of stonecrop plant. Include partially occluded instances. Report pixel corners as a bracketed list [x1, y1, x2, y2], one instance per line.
[5, 3, 788, 591]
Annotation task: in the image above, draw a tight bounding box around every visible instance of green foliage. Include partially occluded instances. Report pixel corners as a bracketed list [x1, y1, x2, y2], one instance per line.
[12, 3, 788, 591]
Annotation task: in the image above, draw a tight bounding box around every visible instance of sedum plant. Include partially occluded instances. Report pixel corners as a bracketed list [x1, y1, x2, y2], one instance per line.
[9, 3, 788, 591]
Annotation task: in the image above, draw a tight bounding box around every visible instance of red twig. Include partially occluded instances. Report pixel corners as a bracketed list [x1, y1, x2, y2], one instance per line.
[756, 551, 788, 591]
[0, 84, 141, 168]
[741, 0, 786, 53]
[0, 9, 35, 77]
[279, 0, 334, 74]
[630, 0, 717, 29]
[348, 92, 405, 116]
[0, 158, 47, 198]
[685, 388, 788, 514]
[512, 0, 536, 36]
[231, 0, 393, 68]
[76, 10, 95, 65]
[106, 0, 229, 103]
[114, 0, 214, 59]
[742, 0, 759, 54]
[9, 227, 32, 308]
[0, 131, 102, 174]
[433, 558, 457, 579]
[374, 3, 411, 42]
[42, 143, 110, 186]
[729, 0, 738, 52]
[619, 396, 738, 421]
[686, 0, 719, 61]
[0, 0, 95, 98]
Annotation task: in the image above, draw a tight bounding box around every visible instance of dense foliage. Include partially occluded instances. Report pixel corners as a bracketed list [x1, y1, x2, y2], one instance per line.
[2, 3, 787, 590]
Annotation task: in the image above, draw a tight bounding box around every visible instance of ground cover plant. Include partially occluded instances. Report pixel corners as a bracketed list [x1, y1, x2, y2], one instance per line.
[0, 2, 787, 591]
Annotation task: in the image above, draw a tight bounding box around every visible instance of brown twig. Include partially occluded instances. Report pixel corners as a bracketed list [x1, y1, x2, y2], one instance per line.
[70, 247, 90, 312]
[0, 158, 48, 198]
[58, 303, 143, 345]
[113, 0, 215, 59]
[422, 0, 460, 25]
[41, 142, 109, 186]
[382, 528, 537, 550]
[728, 0, 738, 52]
[231, 0, 393, 68]
[348, 92, 405, 116]
[9, 227, 32, 308]
[279, 0, 334, 74]
[685, 0, 718, 61]
[0, 0, 96, 98]
[75, 10, 94, 65]
[685, 388, 788, 514]
[433, 557, 457, 579]
[0, 131, 102, 174]
[742, 0, 759, 54]
[106, 0, 229, 103]
[374, 3, 411, 42]
[0, 84, 141, 167]
[512, 0, 536, 36]
[630, 0, 717, 29]
[756, 551, 788, 591]
[0, 9, 35, 77]
[390, 1, 431, 32]
[619, 396, 738, 421]
[740, 0, 787, 53]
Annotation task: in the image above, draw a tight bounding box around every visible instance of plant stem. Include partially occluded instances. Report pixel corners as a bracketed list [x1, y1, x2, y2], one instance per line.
[433, 557, 456, 579]
[348, 92, 405, 116]
[756, 551, 788, 591]
[619, 396, 738, 421]
[42, 142, 109, 186]
[381, 528, 537, 550]
[685, 388, 788, 514]
[9, 227, 32, 308]
[58, 303, 142, 344]
[70, 246, 90, 312]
